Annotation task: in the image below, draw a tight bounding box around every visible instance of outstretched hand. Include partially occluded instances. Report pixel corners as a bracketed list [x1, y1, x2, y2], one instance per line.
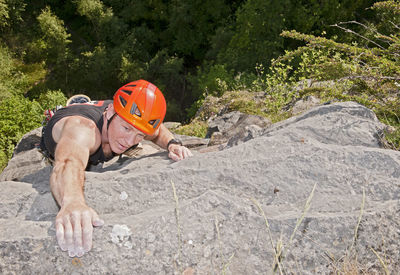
[168, 144, 193, 161]
[55, 201, 104, 257]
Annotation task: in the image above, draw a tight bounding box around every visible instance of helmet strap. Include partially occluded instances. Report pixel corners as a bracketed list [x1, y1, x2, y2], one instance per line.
[107, 113, 117, 130]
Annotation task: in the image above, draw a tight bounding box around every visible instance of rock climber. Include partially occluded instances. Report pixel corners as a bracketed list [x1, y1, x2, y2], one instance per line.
[40, 79, 193, 257]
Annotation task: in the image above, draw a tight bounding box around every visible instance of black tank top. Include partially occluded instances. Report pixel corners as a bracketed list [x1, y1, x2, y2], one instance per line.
[40, 100, 114, 164]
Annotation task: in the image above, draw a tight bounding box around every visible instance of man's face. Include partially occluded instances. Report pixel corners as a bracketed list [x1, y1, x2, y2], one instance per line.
[108, 114, 146, 154]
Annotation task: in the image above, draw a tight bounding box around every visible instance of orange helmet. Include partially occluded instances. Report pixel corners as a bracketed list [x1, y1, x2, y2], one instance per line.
[113, 80, 166, 135]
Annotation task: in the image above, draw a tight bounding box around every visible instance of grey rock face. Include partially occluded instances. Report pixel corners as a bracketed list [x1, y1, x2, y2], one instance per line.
[0, 127, 50, 182]
[1, 102, 399, 274]
[207, 111, 271, 147]
[291, 95, 321, 115]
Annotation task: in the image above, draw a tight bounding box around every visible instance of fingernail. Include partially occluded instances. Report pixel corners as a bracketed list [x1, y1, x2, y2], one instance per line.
[76, 247, 84, 257]
[94, 219, 104, 226]
[68, 250, 76, 257]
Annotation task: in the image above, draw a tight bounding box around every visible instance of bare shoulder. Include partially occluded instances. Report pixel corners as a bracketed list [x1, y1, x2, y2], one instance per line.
[52, 116, 101, 153]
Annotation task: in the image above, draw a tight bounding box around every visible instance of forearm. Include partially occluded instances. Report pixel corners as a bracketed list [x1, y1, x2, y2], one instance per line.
[148, 123, 192, 161]
[149, 124, 175, 149]
[50, 159, 86, 207]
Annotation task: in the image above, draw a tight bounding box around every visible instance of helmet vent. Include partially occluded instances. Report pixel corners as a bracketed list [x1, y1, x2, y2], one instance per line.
[149, 119, 160, 128]
[125, 84, 137, 88]
[119, 95, 127, 107]
[130, 103, 141, 117]
[121, 89, 132, 96]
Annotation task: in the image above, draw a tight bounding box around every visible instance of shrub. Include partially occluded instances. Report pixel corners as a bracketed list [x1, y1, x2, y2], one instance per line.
[173, 119, 208, 138]
[37, 89, 67, 110]
[0, 95, 42, 171]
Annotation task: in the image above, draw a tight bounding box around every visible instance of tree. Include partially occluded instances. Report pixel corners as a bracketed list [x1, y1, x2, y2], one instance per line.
[36, 6, 71, 65]
[217, 0, 376, 73]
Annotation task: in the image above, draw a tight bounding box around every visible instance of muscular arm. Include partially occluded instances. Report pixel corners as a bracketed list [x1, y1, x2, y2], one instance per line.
[146, 123, 174, 148]
[50, 117, 103, 257]
[146, 123, 193, 161]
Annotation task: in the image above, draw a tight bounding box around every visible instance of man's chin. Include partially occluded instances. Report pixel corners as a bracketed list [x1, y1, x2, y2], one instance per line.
[110, 143, 126, 154]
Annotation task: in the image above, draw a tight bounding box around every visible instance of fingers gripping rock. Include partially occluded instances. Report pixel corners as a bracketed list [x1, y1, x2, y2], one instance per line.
[56, 205, 103, 257]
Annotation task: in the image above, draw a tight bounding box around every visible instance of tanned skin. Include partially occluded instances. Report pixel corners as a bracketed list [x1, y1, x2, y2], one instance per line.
[50, 103, 192, 257]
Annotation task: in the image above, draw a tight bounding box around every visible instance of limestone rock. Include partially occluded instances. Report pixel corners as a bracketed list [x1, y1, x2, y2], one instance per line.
[291, 95, 321, 115]
[0, 128, 50, 182]
[1, 102, 399, 274]
[207, 111, 271, 147]
[163, 122, 182, 130]
[13, 127, 42, 155]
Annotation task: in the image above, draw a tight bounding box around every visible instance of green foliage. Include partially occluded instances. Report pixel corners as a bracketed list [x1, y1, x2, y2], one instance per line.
[74, 0, 113, 23]
[0, 0, 8, 28]
[0, 44, 26, 99]
[167, 0, 232, 61]
[193, 64, 235, 97]
[0, 45, 45, 100]
[216, 0, 375, 73]
[36, 6, 71, 64]
[173, 119, 208, 138]
[0, 0, 25, 29]
[0, 95, 42, 171]
[218, 0, 287, 72]
[384, 126, 400, 150]
[188, 63, 258, 111]
[37, 89, 67, 110]
[65, 44, 119, 98]
[73, 0, 114, 42]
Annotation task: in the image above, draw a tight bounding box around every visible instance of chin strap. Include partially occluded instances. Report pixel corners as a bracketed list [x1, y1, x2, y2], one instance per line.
[107, 113, 117, 130]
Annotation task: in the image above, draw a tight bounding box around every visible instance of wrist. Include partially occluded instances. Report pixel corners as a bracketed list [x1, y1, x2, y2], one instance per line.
[61, 194, 85, 207]
[167, 138, 182, 152]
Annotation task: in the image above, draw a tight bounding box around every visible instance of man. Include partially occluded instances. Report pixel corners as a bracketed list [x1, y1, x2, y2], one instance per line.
[40, 80, 193, 257]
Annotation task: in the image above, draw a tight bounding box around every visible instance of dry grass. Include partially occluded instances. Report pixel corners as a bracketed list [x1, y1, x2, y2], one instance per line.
[250, 183, 317, 274]
[170, 180, 183, 274]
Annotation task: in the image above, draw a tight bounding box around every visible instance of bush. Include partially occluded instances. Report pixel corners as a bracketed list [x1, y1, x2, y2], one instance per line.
[193, 64, 235, 97]
[37, 89, 67, 110]
[0, 45, 30, 99]
[173, 119, 208, 138]
[0, 94, 42, 171]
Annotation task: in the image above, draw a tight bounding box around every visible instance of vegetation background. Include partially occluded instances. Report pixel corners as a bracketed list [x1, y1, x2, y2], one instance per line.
[0, 0, 399, 170]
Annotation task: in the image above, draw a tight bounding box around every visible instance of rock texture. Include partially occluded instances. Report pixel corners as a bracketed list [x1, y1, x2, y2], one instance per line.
[207, 111, 271, 148]
[1, 101, 400, 274]
[0, 127, 49, 182]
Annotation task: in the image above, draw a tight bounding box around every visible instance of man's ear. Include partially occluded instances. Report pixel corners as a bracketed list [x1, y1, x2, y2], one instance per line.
[105, 103, 115, 120]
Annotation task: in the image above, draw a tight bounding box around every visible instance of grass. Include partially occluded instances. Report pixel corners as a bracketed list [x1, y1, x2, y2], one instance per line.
[250, 183, 316, 274]
[250, 197, 284, 274]
[349, 188, 365, 253]
[170, 180, 183, 274]
[370, 247, 389, 275]
[173, 119, 208, 138]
